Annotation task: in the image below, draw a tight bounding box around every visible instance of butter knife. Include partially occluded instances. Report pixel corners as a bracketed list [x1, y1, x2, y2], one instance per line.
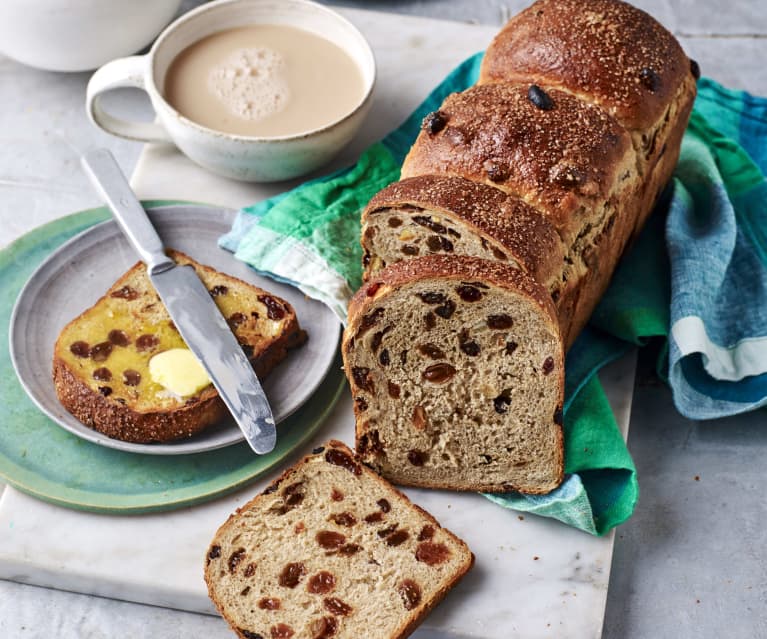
[81, 148, 276, 454]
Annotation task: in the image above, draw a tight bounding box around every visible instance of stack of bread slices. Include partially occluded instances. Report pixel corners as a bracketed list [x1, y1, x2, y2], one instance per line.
[343, 0, 697, 495]
[205, 3, 697, 638]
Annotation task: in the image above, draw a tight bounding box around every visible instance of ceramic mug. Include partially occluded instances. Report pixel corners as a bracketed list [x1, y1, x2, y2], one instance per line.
[85, 0, 376, 182]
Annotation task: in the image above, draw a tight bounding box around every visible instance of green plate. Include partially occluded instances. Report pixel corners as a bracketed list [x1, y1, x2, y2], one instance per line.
[0, 206, 346, 514]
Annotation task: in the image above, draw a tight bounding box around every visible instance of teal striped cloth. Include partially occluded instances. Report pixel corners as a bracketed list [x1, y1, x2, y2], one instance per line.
[220, 55, 765, 535]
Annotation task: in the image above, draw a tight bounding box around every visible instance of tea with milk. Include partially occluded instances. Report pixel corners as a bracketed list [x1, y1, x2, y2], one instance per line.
[164, 24, 366, 137]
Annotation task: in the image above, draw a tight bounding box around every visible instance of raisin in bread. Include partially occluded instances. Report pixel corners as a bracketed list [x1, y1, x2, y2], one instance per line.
[343, 255, 564, 494]
[204, 440, 474, 639]
[53, 250, 305, 443]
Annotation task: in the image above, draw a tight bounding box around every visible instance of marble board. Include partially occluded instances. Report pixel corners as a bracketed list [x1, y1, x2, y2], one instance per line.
[0, 9, 635, 638]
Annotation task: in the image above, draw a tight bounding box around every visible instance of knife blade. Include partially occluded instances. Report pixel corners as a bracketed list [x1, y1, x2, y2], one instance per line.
[80, 148, 276, 454]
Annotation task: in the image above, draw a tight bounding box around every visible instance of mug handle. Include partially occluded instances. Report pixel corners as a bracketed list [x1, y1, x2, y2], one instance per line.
[86, 55, 172, 144]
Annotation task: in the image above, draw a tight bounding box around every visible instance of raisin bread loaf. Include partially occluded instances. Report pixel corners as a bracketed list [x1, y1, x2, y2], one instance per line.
[204, 440, 474, 639]
[347, 0, 696, 493]
[343, 255, 564, 493]
[53, 250, 305, 443]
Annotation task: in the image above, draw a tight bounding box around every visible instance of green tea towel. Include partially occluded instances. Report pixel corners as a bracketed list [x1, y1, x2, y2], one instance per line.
[221, 53, 638, 535]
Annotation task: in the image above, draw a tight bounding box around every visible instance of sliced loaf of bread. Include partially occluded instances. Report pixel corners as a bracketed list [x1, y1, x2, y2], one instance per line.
[53, 250, 305, 443]
[204, 440, 474, 639]
[342, 255, 564, 494]
[344, 0, 696, 496]
[360, 175, 571, 338]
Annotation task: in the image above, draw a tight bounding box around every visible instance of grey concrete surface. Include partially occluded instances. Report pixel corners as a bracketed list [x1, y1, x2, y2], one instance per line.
[603, 354, 767, 639]
[1, 1, 765, 638]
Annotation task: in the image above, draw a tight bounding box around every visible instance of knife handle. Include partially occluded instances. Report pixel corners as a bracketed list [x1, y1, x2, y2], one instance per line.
[81, 148, 174, 275]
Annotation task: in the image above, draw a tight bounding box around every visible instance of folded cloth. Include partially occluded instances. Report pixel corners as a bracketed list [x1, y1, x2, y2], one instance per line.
[591, 79, 767, 419]
[220, 55, 766, 534]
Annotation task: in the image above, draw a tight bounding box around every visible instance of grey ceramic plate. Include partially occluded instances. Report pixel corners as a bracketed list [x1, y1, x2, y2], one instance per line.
[9, 204, 341, 455]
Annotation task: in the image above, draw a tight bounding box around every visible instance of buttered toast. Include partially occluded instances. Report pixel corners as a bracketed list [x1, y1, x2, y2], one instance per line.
[53, 250, 306, 443]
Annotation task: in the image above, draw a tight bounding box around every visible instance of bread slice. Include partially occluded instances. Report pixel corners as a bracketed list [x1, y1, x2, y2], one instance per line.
[204, 440, 474, 639]
[361, 175, 565, 296]
[359, 175, 577, 342]
[343, 255, 564, 494]
[53, 250, 306, 443]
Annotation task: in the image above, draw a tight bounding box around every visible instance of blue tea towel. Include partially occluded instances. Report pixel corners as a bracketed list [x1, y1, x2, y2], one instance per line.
[665, 84, 767, 418]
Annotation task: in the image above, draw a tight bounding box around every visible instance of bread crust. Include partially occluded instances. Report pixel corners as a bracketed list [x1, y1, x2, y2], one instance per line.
[52, 357, 225, 442]
[52, 250, 306, 444]
[632, 73, 697, 239]
[401, 82, 636, 242]
[479, 0, 690, 131]
[362, 175, 565, 292]
[204, 440, 475, 639]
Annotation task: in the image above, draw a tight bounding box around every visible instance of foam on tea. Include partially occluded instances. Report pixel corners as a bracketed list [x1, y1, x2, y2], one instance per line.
[207, 46, 290, 123]
[164, 24, 365, 137]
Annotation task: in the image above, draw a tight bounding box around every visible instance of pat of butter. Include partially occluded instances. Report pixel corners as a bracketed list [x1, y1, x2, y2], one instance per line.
[149, 348, 211, 397]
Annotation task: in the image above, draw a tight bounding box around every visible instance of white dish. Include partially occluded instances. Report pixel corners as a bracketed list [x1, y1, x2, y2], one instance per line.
[9, 204, 340, 455]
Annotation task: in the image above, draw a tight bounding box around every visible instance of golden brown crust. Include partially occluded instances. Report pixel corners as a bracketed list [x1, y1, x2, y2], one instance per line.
[52, 250, 306, 444]
[557, 197, 636, 348]
[53, 356, 226, 442]
[401, 83, 635, 239]
[204, 440, 474, 639]
[479, 0, 692, 131]
[362, 175, 564, 291]
[559, 76, 696, 344]
[633, 74, 697, 238]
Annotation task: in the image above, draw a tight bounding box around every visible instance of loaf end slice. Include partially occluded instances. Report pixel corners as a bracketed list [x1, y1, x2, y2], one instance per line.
[204, 439, 474, 639]
[344, 255, 564, 494]
[53, 250, 306, 443]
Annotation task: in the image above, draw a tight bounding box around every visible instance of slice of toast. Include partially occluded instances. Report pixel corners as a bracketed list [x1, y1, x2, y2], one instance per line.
[52, 250, 306, 443]
[343, 255, 564, 495]
[205, 440, 474, 639]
